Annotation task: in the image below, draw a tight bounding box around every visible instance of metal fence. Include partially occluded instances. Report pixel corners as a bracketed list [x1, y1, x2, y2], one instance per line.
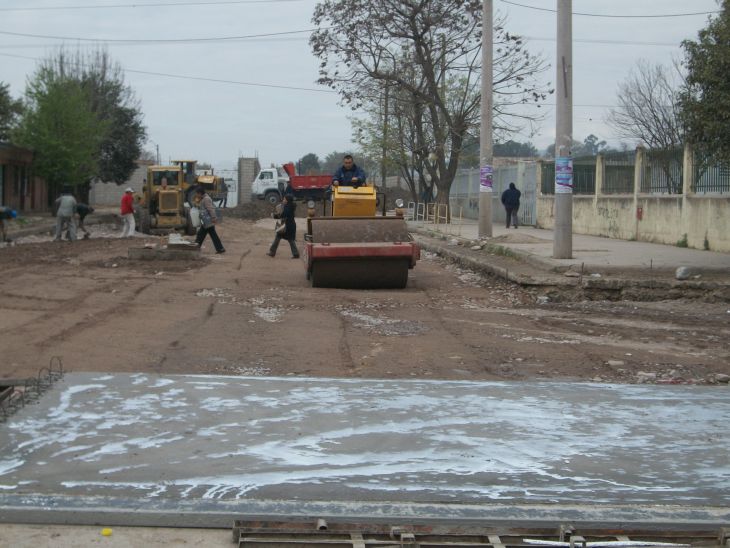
[540, 161, 555, 195]
[539, 158, 595, 195]
[603, 151, 635, 194]
[449, 162, 537, 226]
[572, 157, 596, 195]
[693, 151, 730, 193]
[641, 148, 683, 194]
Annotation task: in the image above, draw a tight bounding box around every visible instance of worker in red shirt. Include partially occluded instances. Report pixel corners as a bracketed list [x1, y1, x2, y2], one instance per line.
[120, 187, 136, 238]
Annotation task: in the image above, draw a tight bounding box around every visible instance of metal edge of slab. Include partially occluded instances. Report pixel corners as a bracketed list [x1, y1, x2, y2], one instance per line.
[0, 496, 728, 530]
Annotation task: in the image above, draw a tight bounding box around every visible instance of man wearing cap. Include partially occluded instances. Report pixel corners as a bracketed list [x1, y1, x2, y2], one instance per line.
[120, 187, 136, 238]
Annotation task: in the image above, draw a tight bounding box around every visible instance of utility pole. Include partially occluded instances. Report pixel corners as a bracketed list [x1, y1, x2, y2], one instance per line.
[381, 84, 389, 189]
[478, 0, 493, 238]
[156, 144, 160, 165]
[553, 0, 573, 258]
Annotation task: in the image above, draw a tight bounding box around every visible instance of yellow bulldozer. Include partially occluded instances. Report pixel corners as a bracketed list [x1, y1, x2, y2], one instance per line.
[303, 183, 420, 289]
[134, 160, 228, 235]
[135, 164, 196, 235]
[172, 160, 228, 207]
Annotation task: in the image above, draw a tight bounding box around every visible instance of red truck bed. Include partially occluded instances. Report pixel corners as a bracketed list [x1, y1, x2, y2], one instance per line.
[282, 162, 331, 191]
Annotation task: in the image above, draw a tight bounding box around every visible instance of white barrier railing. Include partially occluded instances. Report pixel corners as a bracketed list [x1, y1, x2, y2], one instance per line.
[406, 202, 464, 236]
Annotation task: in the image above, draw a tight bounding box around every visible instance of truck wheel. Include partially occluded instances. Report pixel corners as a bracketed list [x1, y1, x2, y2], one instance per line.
[265, 192, 280, 205]
[185, 210, 197, 236]
[139, 208, 152, 234]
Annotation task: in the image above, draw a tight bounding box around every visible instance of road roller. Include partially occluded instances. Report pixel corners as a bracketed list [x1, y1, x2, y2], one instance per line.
[303, 183, 420, 289]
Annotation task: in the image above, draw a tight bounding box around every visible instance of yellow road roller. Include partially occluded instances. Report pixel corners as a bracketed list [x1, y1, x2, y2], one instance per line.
[303, 183, 419, 289]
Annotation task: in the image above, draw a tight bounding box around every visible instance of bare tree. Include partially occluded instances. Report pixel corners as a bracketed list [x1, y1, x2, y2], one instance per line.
[607, 60, 687, 193]
[311, 0, 551, 207]
[607, 60, 684, 150]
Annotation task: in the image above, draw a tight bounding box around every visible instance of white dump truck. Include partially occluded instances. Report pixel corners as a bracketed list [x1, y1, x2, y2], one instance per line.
[251, 163, 331, 204]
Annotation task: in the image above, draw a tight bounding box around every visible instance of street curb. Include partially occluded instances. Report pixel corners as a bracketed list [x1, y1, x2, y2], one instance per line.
[414, 235, 573, 288]
[414, 231, 730, 301]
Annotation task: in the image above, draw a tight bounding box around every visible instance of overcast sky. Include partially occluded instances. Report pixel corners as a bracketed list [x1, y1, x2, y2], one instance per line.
[0, 0, 722, 170]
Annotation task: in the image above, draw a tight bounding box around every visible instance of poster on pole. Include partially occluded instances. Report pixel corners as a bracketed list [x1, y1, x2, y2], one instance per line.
[555, 156, 573, 194]
[479, 165, 493, 193]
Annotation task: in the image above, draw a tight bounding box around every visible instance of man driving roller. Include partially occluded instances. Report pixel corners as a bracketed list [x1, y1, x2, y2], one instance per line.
[332, 154, 367, 188]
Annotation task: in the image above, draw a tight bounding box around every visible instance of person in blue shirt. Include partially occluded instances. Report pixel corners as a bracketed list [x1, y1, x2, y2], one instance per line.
[332, 154, 367, 188]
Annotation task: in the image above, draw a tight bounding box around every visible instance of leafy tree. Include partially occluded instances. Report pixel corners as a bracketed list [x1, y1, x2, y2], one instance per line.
[576, 134, 608, 156]
[0, 82, 23, 141]
[297, 152, 321, 174]
[545, 135, 610, 158]
[311, 1, 551, 207]
[680, 1, 730, 163]
[50, 49, 146, 183]
[607, 60, 684, 151]
[14, 75, 104, 197]
[494, 140, 538, 157]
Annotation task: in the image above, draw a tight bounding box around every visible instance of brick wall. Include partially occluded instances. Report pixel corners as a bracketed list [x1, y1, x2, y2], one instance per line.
[238, 157, 260, 203]
[89, 163, 150, 207]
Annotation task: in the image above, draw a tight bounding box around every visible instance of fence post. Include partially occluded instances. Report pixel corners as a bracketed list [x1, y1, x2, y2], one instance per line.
[633, 146, 645, 240]
[683, 143, 694, 196]
[681, 143, 693, 245]
[595, 154, 604, 201]
[536, 160, 543, 195]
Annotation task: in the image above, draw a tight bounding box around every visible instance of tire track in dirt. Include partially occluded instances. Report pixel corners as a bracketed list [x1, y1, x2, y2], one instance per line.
[35, 282, 153, 349]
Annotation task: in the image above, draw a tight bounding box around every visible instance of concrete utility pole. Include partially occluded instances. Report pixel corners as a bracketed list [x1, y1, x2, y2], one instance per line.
[478, 0, 493, 238]
[553, 0, 573, 258]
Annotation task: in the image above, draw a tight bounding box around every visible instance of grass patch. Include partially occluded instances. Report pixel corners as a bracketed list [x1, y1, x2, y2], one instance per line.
[676, 233, 688, 248]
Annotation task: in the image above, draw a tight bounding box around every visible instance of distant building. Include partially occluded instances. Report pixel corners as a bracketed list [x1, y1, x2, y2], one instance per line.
[88, 160, 154, 206]
[0, 142, 48, 213]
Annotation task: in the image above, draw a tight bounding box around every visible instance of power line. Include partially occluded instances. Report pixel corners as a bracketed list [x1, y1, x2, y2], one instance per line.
[0, 29, 679, 49]
[523, 36, 678, 47]
[0, 0, 300, 11]
[3, 52, 625, 107]
[499, 0, 719, 18]
[0, 52, 336, 93]
[0, 27, 319, 44]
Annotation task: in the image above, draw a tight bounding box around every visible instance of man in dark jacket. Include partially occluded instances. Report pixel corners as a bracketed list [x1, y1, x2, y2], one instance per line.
[332, 154, 367, 188]
[75, 203, 94, 239]
[501, 182, 521, 229]
[267, 194, 299, 258]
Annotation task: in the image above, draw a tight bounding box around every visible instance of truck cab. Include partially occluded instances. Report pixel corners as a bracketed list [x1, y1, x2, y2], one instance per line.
[252, 166, 289, 204]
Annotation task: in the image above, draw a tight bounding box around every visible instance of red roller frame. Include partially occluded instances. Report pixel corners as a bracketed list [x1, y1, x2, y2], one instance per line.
[305, 241, 420, 271]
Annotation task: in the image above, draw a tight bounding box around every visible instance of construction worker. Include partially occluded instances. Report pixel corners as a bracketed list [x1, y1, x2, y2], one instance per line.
[75, 203, 94, 239]
[0, 206, 17, 243]
[54, 188, 78, 242]
[332, 154, 367, 188]
[120, 187, 136, 238]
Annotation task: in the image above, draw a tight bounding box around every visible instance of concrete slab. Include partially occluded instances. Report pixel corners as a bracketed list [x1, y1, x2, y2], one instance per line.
[0, 373, 729, 528]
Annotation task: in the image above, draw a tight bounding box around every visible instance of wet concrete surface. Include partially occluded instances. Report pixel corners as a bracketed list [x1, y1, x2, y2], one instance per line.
[0, 373, 729, 527]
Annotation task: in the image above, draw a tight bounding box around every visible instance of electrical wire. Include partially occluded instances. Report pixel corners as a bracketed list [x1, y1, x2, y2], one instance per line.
[499, 0, 719, 18]
[0, 0, 301, 11]
[0, 27, 320, 44]
[0, 52, 336, 93]
[2, 52, 625, 107]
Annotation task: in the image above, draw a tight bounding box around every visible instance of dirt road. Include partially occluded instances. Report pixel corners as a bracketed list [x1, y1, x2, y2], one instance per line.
[1, 218, 729, 384]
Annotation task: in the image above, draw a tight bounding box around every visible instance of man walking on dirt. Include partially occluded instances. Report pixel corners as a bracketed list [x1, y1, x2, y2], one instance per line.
[54, 188, 78, 242]
[194, 186, 225, 254]
[120, 187, 135, 238]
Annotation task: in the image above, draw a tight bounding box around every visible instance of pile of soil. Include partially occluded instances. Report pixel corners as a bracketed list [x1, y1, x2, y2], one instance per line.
[224, 201, 276, 220]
